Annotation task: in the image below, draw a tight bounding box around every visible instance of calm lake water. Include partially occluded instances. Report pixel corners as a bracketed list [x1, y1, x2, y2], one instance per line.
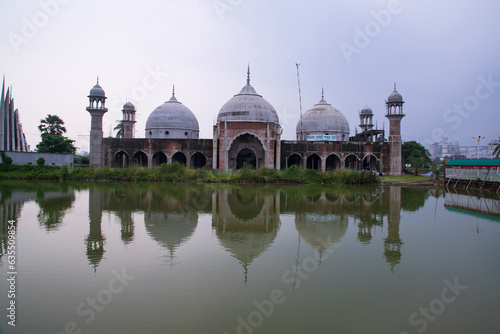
[0, 181, 499, 334]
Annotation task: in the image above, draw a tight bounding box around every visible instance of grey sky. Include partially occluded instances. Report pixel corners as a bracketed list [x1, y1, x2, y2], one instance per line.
[1, 0, 499, 152]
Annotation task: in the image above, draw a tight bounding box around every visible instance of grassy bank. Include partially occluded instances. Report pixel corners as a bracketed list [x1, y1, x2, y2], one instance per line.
[0, 163, 379, 185]
[381, 175, 435, 183]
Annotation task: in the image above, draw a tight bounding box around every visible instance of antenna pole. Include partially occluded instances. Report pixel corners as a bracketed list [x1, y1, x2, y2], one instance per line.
[296, 63, 303, 140]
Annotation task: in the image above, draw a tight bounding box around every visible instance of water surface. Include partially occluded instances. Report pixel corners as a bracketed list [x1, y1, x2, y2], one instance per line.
[0, 182, 499, 334]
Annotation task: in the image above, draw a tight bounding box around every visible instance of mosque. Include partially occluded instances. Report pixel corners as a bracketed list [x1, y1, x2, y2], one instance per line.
[87, 68, 406, 175]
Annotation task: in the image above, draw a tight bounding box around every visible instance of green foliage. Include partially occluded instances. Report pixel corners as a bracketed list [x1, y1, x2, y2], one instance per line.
[1, 152, 13, 166]
[38, 114, 66, 136]
[0, 161, 380, 185]
[36, 157, 45, 167]
[114, 122, 124, 138]
[36, 134, 76, 154]
[74, 155, 90, 165]
[493, 137, 500, 158]
[153, 162, 186, 181]
[402, 141, 432, 174]
[59, 165, 70, 180]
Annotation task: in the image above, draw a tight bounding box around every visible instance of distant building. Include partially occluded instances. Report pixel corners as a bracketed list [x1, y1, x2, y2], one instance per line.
[429, 137, 490, 161]
[88, 68, 407, 175]
[0, 77, 29, 152]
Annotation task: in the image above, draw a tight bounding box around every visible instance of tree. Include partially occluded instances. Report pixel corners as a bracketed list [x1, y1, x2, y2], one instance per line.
[493, 137, 500, 158]
[36, 115, 76, 154]
[402, 141, 432, 175]
[114, 122, 124, 138]
[36, 134, 76, 154]
[38, 114, 67, 136]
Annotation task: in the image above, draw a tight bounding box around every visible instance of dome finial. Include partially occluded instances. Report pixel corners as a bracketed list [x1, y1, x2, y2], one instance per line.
[394, 82, 397, 90]
[96, 76, 99, 85]
[247, 64, 250, 85]
[322, 87, 324, 100]
[172, 84, 175, 97]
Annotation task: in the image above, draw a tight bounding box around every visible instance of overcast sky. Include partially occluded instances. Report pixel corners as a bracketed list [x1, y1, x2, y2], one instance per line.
[1, 0, 499, 153]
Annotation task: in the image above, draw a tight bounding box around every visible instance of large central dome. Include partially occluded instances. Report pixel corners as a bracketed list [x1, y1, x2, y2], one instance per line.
[217, 70, 279, 124]
[145, 89, 199, 139]
[296, 92, 350, 141]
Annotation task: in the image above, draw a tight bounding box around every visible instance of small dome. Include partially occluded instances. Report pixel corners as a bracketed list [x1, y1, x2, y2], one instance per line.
[89, 81, 106, 98]
[296, 94, 350, 139]
[145, 91, 199, 139]
[387, 84, 403, 103]
[122, 102, 135, 111]
[360, 106, 373, 115]
[217, 69, 279, 124]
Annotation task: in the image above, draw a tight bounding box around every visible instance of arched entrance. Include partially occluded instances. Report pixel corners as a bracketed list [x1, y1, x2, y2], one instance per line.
[345, 154, 360, 170]
[172, 152, 187, 165]
[114, 151, 129, 168]
[363, 154, 379, 171]
[191, 152, 207, 169]
[307, 154, 321, 170]
[326, 154, 341, 171]
[287, 154, 302, 168]
[133, 151, 148, 167]
[236, 148, 256, 169]
[228, 133, 265, 170]
[152, 152, 167, 167]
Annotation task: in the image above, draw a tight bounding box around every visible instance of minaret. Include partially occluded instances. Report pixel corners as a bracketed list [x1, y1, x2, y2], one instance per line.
[384, 186, 403, 272]
[359, 105, 374, 132]
[385, 83, 405, 176]
[121, 101, 136, 138]
[86, 78, 108, 167]
[86, 186, 105, 272]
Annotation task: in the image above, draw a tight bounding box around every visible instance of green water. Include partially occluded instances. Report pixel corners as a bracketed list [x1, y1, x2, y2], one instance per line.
[0, 182, 499, 334]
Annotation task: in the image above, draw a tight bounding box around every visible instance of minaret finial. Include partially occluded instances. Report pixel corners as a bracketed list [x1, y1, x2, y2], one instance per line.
[322, 87, 324, 100]
[97, 76, 99, 85]
[172, 84, 175, 97]
[247, 64, 250, 85]
[394, 82, 397, 90]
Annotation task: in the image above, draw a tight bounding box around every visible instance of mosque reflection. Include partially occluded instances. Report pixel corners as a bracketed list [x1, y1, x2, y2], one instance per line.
[212, 187, 280, 283]
[87, 183, 213, 270]
[0, 181, 432, 274]
[280, 186, 430, 271]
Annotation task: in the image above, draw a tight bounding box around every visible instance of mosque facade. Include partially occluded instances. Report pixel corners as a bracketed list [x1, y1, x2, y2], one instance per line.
[88, 69, 405, 175]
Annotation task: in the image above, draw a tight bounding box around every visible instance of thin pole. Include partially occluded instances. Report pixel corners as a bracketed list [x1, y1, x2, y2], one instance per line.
[296, 63, 303, 140]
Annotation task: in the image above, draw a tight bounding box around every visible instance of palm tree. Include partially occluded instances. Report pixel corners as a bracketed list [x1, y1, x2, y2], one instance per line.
[493, 137, 500, 158]
[114, 122, 124, 138]
[38, 114, 66, 136]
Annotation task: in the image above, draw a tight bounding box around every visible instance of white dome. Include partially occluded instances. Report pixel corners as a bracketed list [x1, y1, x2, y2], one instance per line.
[387, 84, 404, 103]
[145, 93, 199, 139]
[217, 73, 279, 124]
[122, 102, 135, 111]
[89, 82, 105, 97]
[296, 96, 350, 140]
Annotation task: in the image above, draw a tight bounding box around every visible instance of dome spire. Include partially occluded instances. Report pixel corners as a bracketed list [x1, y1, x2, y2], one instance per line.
[394, 82, 397, 90]
[247, 64, 250, 85]
[97, 76, 99, 85]
[318, 87, 328, 104]
[168, 84, 178, 102]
